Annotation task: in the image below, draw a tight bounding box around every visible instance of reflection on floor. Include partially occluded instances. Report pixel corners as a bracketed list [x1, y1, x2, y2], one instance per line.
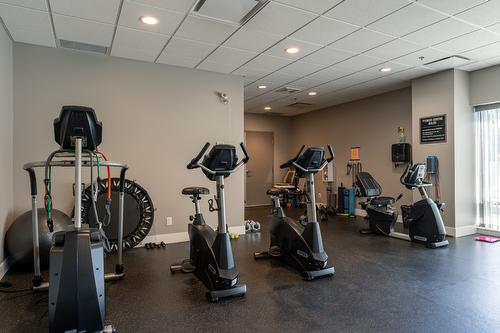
[1, 206, 499, 332]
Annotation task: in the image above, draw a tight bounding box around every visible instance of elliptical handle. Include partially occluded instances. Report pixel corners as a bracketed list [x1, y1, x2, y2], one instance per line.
[240, 142, 250, 164]
[326, 145, 335, 162]
[187, 142, 210, 169]
[280, 145, 305, 169]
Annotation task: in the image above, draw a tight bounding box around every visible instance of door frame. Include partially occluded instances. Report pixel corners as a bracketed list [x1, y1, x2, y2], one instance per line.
[244, 130, 274, 207]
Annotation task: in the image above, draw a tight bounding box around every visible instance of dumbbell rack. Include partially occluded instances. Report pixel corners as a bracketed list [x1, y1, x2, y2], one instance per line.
[24, 154, 128, 291]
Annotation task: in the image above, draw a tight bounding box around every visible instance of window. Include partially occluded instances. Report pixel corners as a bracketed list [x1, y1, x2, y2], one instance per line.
[475, 103, 500, 230]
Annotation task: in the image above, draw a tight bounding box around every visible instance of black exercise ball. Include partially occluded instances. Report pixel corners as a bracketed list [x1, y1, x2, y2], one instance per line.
[6, 209, 71, 269]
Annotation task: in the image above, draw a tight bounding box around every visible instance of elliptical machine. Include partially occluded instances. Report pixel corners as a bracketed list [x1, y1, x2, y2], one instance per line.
[25, 106, 128, 332]
[170, 142, 249, 302]
[357, 163, 449, 249]
[254, 145, 335, 280]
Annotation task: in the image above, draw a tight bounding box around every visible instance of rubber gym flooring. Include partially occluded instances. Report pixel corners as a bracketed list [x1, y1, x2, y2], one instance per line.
[1, 206, 500, 332]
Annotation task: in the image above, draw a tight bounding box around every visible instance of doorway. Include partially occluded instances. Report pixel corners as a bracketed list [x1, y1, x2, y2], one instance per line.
[245, 131, 274, 207]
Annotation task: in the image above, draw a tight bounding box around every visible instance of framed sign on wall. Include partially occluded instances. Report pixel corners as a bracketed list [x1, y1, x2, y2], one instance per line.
[420, 115, 446, 144]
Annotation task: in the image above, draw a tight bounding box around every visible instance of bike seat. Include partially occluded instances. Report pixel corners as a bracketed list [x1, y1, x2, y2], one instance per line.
[182, 187, 210, 195]
[267, 188, 287, 196]
[371, 196, 395, 206]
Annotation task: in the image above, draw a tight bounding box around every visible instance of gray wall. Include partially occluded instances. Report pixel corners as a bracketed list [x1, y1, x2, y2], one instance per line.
[244, 113, 293, 183]
[290, 88, 414, 209]
[470, 64, 500, 106]
[13, 43, 244, 235]
[0, 24, 13, 265]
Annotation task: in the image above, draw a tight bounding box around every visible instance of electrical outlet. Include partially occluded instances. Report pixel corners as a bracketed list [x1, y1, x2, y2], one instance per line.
[166, 217, 173, 225]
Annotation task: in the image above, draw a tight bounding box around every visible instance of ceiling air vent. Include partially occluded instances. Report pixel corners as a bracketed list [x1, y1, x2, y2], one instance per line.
[424, 55, 470, 70]
[275, 86, 301, 94]
[287, 102, 314, 109]
[192, 0, 269, 25]
[59, 40, 108, 55]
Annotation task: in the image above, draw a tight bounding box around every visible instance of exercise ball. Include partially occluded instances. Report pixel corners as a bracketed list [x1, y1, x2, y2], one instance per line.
[6, 209, 71, 269]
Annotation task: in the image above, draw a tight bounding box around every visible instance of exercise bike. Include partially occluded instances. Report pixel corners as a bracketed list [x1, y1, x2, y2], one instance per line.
[24, 106, 128, 332]
[254, 145, 336, 280]
[170, 142, 249, 302]
[357, 163, 449, 249]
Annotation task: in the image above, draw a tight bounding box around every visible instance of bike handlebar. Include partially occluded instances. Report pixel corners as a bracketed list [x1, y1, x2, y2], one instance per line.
[280, 145, 305, 169]
[187, 142, 250, 174]
[187, 142, 210, 169]
[240, 142, 250, 164]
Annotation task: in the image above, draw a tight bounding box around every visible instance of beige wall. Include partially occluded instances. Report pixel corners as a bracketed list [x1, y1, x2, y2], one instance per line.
[290, 88, 414, 208]
[13, 43, 244, 236]
[244, 113, 293, 182]
[0, 23, 13, 265]
[411, 70, 455, 228]
[454, 70, 475, 229]
[470, 64, 500, 106]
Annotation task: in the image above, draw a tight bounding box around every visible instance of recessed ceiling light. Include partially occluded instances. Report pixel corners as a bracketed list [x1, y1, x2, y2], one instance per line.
[285, 47, 300, 54]
[379, 67, 392, 72]
[139, 16, 159, 25]
[258, 85, 267, 89]
[264, 106, 271, 110]
[308, 91, 317, 96]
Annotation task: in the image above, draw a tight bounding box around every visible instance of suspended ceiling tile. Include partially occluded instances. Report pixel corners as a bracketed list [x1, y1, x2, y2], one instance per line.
[392, 47, 451, 66]
[232, 66, 271, 82]
[461, 42, 500, 61]
[50, 0, 121, 24]
[197, 60, 236, 74]
[223, 27, 283, 53]
[272, 0, 343, 14]
[365, 38, 424, 60]
[273, 61, 325, 77]
[261, 71, 298, 85]
[414, 0, 488, 15]
[239, 53, 293, 72]
[119, 1, 185, 36]
[456, 1, 500, 27]
[330, 28, 394, 53]
[129, 0, 195, 13]
[0, 3, 55, 46]
[387, 66, 435, 81]
[264, 38, 322, 60]
[325, 0, 409, 27]
[336, 53, 386, 70]
[0, 0, 47, 11]
[359, 61, 410, 77]
[456, 61, 493, 71]
[203, 46, 258, 67]
[53, 14, 114, 46]
[175, 14, 238, 44]
[157, 37, 216, 61]
[111, 26, 169, 62]
[290, 16, 358, 46]
[243, 1, 317, 37]
[367, 3, 446, 37]
[156, 54, 200, 68]
[433, 29, 500, 54]
[300, 46, 356, 66]
[403, 17, 476, 46]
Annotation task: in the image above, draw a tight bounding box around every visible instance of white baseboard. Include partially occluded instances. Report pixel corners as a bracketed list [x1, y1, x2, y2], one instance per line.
[445, 224, 477, 237]
[0, 257, 13, 280]
[476, 227, 500, 237]
[355, 208, 403, 222]
[138, 225, 246, 247]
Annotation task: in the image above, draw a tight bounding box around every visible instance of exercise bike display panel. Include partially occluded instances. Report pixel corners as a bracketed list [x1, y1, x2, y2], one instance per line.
[81, 178, 154, 252]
